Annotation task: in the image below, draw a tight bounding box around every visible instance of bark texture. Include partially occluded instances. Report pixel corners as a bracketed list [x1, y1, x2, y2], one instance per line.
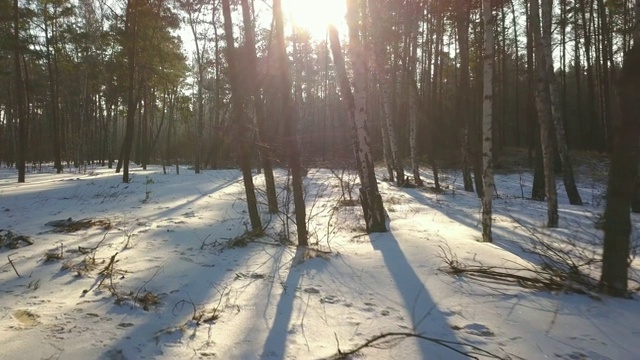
[329, 25, 386, 233]
[530, 0, 558, 227]
[481, 0, 495, 243]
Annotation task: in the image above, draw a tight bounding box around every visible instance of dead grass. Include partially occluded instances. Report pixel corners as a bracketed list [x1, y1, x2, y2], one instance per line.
[51, 218, 112, 233]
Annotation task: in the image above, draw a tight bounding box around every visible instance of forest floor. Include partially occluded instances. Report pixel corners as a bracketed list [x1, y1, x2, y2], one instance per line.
[0, 155, 638, 360]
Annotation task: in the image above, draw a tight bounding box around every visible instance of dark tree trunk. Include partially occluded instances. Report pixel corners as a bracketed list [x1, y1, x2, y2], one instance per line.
[13, 0, 27, 183]
[221, 0, 262, 233]
[456, 0, 474, 192]
[273, 0, 307, 245]
[531, 0, 559, 227]
[43, 4, 63, 174]
[116, 0, 138, 183]
[240, 0, 279, 214]
[600, 44, 640, 297]
[532, 140, 546, 201]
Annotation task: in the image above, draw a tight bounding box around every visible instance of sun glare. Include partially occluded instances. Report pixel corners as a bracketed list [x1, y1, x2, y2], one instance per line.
[284, 0, 347, 40]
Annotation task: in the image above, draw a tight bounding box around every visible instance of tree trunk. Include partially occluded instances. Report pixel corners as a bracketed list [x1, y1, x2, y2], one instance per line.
[456, 0, 474, 192]
[241, 0, 279, 214]
[530, 0, 559, 227]
[600, 44, 640, 297]
[481, 0, 495, 243]
[371, 0, 404, 187]
[116, 0, 138, 183]
[43, 4, 63, 174]
[408, 77, 423, 187]
[380, 119, 395, 183]
[221, 0, 262, 233]
[346, 0, 386, 233]
[273, 0, 307, 246]
[329, 24, 386, 233]
[541, 0, 583, 205]
[13, 0, 27, 183]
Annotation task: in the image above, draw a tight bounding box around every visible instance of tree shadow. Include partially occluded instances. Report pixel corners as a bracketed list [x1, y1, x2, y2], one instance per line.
[368, 231, 471, 359]
[259, 247, 307, 359]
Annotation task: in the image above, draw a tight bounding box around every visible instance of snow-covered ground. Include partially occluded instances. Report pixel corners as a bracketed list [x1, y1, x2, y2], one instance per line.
[0, 162, 638, 360]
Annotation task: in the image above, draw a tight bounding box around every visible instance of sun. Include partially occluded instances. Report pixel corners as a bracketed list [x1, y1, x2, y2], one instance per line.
[283, 0, 347, 40]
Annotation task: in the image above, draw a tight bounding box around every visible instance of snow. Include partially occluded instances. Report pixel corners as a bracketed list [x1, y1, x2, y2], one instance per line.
[0, 163, 638, 360]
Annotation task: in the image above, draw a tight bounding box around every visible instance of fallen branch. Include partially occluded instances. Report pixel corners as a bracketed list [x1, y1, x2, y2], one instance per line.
[439, 245, 600, 298]
[8, 253, 20, 277]
[323, 331, 505, 360]
[97, 252, 119, 290]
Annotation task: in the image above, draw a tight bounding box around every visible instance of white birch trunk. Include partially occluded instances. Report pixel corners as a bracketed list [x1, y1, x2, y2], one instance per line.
[481, 0, 495, 243]
[329, 21, 386, 233]
[346, 0, 386, 233]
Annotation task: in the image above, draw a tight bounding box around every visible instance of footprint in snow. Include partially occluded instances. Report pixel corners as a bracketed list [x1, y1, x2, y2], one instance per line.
[451, 323, 495, 337]
[12, 309, 40, 327]
[320, 295, 340, 304]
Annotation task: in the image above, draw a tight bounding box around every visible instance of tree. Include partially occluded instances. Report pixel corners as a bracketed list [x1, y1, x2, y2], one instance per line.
[13, 0, 27, 183]
[541, 0, 583, 206]
[39, 0, 66, 173]
[370, 0, 405, 187]
[600, 0, 640, 297]
[329, 21, 386, 233]
[455, 0, 475, 193]
[481, 0, 495, 243]
[273, 0, 307, 246]
[178, 0, 206, 174]
[530, 0, 559, 227]
[240, 0, 279, 214]
[221, 0, 262, 233]
[116, 0, 139, 183]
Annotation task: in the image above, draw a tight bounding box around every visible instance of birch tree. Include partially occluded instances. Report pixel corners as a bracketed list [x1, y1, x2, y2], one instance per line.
[328, 23, 386, 233]
[481, 0, 495, 242]
[345, 0, 386, 233]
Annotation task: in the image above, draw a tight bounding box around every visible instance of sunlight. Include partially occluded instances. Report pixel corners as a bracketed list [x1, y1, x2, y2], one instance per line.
[283, 0, 347, 40]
